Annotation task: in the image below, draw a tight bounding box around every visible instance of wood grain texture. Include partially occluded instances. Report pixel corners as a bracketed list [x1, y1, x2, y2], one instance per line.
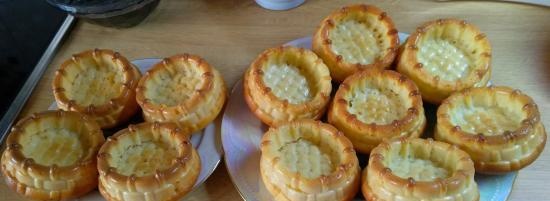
[2, 0, 549, 200]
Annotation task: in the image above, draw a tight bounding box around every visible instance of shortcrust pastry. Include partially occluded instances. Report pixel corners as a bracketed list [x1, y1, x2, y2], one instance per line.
[53, 49, 141, 129]
[1, 110, 104, 200]
[260, 120, 360, 201]
[328, 69, 426, 153]
[313, 4, 399, 82]
[97, 122, 200, 201]
[362, 138, 479, 201]
[136, 54, 227, 133]
[397, 19, 491, 104]
[435, 86, 546, 173]
[244, 46, 332, 126]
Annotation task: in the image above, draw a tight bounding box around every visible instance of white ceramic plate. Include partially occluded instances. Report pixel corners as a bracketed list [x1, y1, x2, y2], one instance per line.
[221, 35, 517, 201]
[48, 58, 223, 201]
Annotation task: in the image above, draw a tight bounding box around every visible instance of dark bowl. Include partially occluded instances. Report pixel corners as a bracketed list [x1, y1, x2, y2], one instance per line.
[46, 0, 160, 28]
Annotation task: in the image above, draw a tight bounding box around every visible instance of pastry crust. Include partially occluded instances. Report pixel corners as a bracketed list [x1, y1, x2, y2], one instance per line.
[136, 54, 227, 134]
[97, 122, 200, 201]
[244, 46, 332, 126]
[52, 49, 141, 129]
[260, 120, 360, 201]
[397, 19, 492, 104]
[435, 86, 547, 174]
[362, 138, 479, 201]
[328, 69, 426, 153]
[1, 110, 105, 200]
[312, 4, 399, 82]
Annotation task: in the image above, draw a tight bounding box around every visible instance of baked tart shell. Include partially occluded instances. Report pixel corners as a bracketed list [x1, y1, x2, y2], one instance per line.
[136, 54, 227, 134]
[313, 4, 399, 82]
[435, 86, 547, 174]
[52, 49, 141, 128]
[244, 46, 332, 126]
[52, 49, 141, 129]
[97, 122, 200, 201]
[260, 120, 360, 201]
[328, 69, 426, 153]
[397, 19, 492, 104]
[362, 138, 479, 201]
[1, 110, 105, 200]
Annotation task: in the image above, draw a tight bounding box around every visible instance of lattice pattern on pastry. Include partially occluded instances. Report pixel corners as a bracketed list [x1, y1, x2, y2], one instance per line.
[329, 20, 382, 65]
[269, 125, 340, 179]
[384, 140, 456, 181]
[63, 55, 124, 106]
[144, 62, 203, 107]
[279, 138, 334, 179]
[417, 39, 472, 81]
[19, 128, 84, 167]
[345, 81, 406, 125]
[107, 131, 178, 177]
[383, 140, 452, 182]
[388, 157, 449, 181]
[451, 106, 522, 136]
[262, 63, 312, 104]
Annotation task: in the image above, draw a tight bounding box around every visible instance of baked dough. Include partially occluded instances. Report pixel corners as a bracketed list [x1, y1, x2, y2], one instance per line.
[435, 86, 547, 174]
[397, 19, 491, 104]
[313, 4, 399, 82]
[362, 138, 479, 201]
[260, 120, 360, 201]
[136, 54, 227, 134]
[97, 122, 200, 201]
[244, 46, 332, 126]
[53, 49, 141, 129]
[1, 110, 104, 200]
[328, 69, 426, 153]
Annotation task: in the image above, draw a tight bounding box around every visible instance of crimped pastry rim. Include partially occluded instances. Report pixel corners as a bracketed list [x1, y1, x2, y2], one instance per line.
[366, 138, 477, 198]
[260, 120, 358, 190]
[437, 86, 540, 145]
[330, 69, 424, 133]
[97, 177, 198, 201]
[3, 110, 104, 178]
[1, 168, 99, 201]
[52, 48, 140, 116]
[243, 46, 332, 126]
[361, 168, 480, 201]
[397, 19, 492, 103]
[96, 122, 193, 188]
[136, 54, 220, 116]
[312, 4, 399, 82]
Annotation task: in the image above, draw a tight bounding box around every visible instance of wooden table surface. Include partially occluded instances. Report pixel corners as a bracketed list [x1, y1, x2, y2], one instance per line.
[2, 0, 550, 200]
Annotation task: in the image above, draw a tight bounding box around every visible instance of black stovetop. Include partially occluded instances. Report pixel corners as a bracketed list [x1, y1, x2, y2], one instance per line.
[0, 1, 67, 117]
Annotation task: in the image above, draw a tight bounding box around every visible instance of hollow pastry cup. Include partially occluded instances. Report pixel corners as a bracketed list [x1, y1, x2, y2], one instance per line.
[53, 49, 141, 129]
[397, 19, 491, 104]
[244, 46, 332, 126]
[136, 54, 227, 134]
[260, 120, 360, 201]
[97, 122, 200, 201]
[328, 69, 426, 153]
[435, 86, 546, 174]
[362, 138, 479, 201]
[313, 4, 399, 82]
[1, 110, 105, 200]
